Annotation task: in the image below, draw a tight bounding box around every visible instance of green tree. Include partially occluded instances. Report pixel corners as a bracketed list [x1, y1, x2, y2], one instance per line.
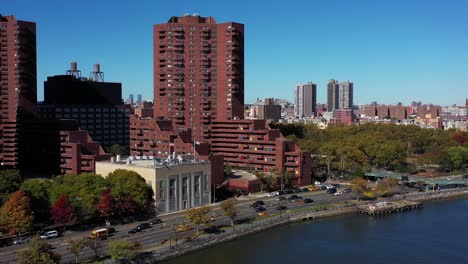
[0, 189, 32, 235]
[18, 237, 60, 264]
[22, 179, 51, 222]
[185, 206, 212, 235]
[106, 169, 154, 213]
[67, 238, 86, 264]
[107, 239, 141, 263]
[0, 169, 22, 205]
[350, 178, 370, 200]
[109, 144, 128, 156]
[220, 198, 237, 230]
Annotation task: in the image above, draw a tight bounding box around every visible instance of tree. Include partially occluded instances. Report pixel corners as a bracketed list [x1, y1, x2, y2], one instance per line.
[22, 179, 51, 222]
[185, 206, 212, 235]
[114, 195, 138, 217]
[50, 194, 76, 227]
[96, 188, 114, 219]
[376, 178, 398, 197]
[220, 198, 237, 230]
[67, 238, 86, 264]
[107, 239, 141, 263]
[18, 237, 60, 264]
[109, 144, 128, 156]
[350, 178, 369, 201]
[107, 169, 154, 213]
[84, 238, 102, 260]
[0, 169, 22, 205]
[0, 189, 32, 235]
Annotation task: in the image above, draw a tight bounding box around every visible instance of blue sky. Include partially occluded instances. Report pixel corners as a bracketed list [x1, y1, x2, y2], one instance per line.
[2, 0, 467, 105]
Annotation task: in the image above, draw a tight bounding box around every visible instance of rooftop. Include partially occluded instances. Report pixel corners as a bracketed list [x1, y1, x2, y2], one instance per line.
[98, 155, 209, 169]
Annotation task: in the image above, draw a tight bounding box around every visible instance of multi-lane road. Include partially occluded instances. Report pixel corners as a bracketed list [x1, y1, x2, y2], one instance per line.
[0, 190, 357, 263]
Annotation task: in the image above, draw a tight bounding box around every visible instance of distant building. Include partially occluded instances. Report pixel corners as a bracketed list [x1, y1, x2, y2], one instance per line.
[294, 82, 317, 117]
[334, 109, 356, 125]
[137, 94, 142, 104]
[129, 94, 134, 105]
[363, 104, 412, 121]
[327, 79, 339, 112]
[338, 80, 353, 109]
[417, 104, 441, 118]
[96, 157, 212, 213]
[134, 101, 154, 118]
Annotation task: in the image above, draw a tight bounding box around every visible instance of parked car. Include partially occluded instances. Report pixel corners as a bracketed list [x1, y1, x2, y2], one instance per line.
[13, 237, 30, 245]
[150, 218, 163, 225]
[319, 185, 327, 190]
[40, 230, 58, 239]
[255, 206, 267, 212]
[128, 228, 140, 234]
[303, 198, 314, 204]
[250, 200, 265, 208]
[343, 189, 352, 193]
[276, 205, 287, 211]
[277, 196, 286, 201]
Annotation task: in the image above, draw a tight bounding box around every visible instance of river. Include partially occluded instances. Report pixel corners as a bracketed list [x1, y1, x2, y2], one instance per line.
[163, 198, 468, 264]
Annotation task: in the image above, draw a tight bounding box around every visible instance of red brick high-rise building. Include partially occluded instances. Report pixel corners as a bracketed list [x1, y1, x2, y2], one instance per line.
[0, 15, 37, 167]
[153, 14, 244, 142]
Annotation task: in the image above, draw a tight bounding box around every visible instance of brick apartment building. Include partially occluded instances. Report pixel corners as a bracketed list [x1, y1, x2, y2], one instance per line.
[153, 14, 244, 142]
[210, 119, 312, 186]
[0, 15, 37, 168]
[363, 104, 413, 121]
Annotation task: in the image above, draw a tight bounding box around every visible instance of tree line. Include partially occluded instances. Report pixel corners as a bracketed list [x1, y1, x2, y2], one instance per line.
[0, 169, 154, 236]
[271, 123, 468, 178]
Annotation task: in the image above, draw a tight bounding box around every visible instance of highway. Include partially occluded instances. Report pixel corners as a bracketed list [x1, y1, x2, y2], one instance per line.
[0, 190, 356, 263]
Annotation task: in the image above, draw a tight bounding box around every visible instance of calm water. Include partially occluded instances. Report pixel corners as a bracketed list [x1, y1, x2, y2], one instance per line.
[164, 198, 468, 264]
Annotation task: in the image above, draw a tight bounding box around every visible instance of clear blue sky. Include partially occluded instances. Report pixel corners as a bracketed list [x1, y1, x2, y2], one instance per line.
[2, 0, 467, 105]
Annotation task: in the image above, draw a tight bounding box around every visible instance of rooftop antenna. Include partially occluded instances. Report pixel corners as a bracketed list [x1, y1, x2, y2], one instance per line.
[89, 63, 104, 82]
[66, 61, 81, 78]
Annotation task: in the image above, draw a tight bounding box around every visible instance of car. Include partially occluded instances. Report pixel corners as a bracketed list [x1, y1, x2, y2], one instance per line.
[40, 230, 58, 239]
[128, 228, 140, 234]
[327, 188, 337, 194]
[268, 191, 279, 197]
[301, 188, 310, 192]
[293, 188, 303, 193]
[276, 205, 287, 211]
[277, 190, 285, 195]
[334, 191, 343, 196]
[255, 206, 267, 212]
[319, 185, 327, 190]
[326, 185, 335, 189]
[303, 198, 314, 204]
[176, 224, 193, 232]
[288, 195, 302, 202]
[13, 237, 30, 245]
[343, 189, 352, 193]
[258, 211, 269, 216]
[250, 200, 265, 208]
[150, 218, 163, 225]
[136, 223, 151, 230]
[283, 189, 294, 194]
[210, 216, 216, 222]
[308, 186, 319, 191]
[277, 196, 286, 201]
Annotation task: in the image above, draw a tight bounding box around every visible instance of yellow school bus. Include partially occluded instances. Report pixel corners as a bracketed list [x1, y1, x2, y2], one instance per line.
[88, 228, 108, 239]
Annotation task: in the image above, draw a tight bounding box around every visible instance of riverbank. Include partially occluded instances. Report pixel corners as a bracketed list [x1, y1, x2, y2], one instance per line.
[140, 187, 468, 263]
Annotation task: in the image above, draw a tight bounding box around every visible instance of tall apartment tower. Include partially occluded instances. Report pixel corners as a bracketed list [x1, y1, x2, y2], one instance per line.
[153, 14, 244, 142]
[338, 80, 353, 109]
[0, 15, 37, 167]
[294, 82, 316, 117]
[327, 79, 339, 112]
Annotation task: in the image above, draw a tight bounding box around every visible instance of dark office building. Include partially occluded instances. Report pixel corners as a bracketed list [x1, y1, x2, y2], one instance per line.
[40, 65, 130, 150]
[0, 15, 37, 168]
[327, 79, 339, 112]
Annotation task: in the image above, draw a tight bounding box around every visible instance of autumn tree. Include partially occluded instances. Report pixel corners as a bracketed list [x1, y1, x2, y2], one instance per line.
[0, 169, 22, 205]
[84, 238, 102, 260]
[0, 189, 32, 235]
[18, 237, 60, 264]
[220, 198, 237, 230]
[350, 178, 370, 201]
[185, 206, 212, 235]
[96, 188, 114, 219]
[67, 238, 86, 264]
[376, 178, 398, 197]
[50, 194, 76, 227]
[107, 239, 141, 262]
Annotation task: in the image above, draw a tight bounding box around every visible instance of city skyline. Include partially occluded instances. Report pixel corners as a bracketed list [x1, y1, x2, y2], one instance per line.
[1, 0, 467, 105]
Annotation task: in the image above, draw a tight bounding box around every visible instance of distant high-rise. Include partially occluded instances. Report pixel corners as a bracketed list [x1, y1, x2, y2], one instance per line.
[153, 14, 244, 142]
[327, 79, 339, 112]
[294, 82, 316, 117]
[338, 80, 353, 109]
[137, 94, 142, 104]
[129, 94, 134, 104]
[0, 15, 37, 167]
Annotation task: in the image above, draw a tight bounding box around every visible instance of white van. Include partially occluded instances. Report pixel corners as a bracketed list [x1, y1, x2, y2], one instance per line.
[40, 230, 58, 239]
